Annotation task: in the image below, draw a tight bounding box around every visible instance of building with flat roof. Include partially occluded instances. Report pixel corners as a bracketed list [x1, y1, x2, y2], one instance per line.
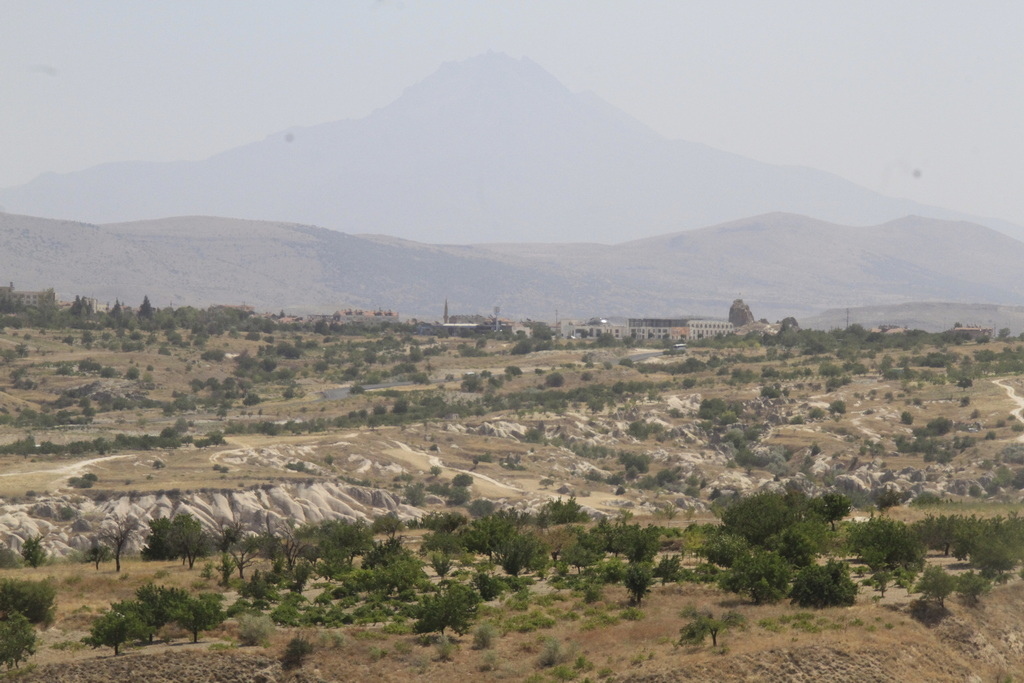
[0, 282, 56, 308]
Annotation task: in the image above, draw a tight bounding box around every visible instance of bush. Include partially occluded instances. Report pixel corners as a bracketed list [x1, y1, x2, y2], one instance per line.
[0, 578, 57, 626]
[473, 622, 498, 650]
[545, 373, 565, 388]
[236, 612, 275, 646]
[282, 635, 315, 669]
[434, 634, 456, 662]
[537, 636, 566, 668]
[789, 560, 858, 608]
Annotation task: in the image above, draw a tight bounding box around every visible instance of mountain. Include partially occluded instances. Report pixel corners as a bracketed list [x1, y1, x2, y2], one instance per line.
[5, 211, 1024, 327]
[801, 302, 1024, 334]
[1, 52, 1020, 244]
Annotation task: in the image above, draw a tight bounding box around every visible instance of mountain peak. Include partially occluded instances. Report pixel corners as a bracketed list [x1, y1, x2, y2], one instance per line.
[0, 53, 1019, 243]
[377, 51, 572, 122]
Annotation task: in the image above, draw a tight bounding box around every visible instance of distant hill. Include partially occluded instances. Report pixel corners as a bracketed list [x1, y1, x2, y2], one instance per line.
[4, 211, 1024, 326]
[1, 52, 1020, 244]
[801, 302, 1024, 334]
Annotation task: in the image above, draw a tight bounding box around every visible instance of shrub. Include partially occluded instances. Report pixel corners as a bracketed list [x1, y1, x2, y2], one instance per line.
[434, 634, 456, 662]
[0, 578, 57, 625]
[473, 622, 498, 650]
[282, 635, 314, 669]
[537, 636, 566, 668]
[236, 612, 275, 646]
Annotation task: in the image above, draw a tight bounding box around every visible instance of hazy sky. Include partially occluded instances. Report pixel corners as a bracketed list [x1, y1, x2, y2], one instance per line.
[3, 1, 1023, 226]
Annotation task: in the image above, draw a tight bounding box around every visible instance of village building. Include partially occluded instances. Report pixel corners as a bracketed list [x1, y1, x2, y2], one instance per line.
[0, 282, 56, 308]
[950, 324, 994, 340]
[332, 309, 400, 325]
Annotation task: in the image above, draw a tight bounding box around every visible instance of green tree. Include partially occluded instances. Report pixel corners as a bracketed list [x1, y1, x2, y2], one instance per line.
[653, 554, 683, 584]
[847, 517, 925, 571]
[20, 536, 45, 568]
[699, 529, 750, 568]
[719, 550, 791, 605]
[955, 571, 991, 607]
[789, 559, 858, 608]
[85, 543, 113, 570]
[874, 488, 903, 513]
[169, 513, 210, 569]
[494, 533, 544, 577]
[810, 492, 852, 531]
[613, 523, 661, 564]
[865, 570, 892, 597]
[774, 521, 827, 568]
[141, 517, 176, 561]
[538, 497, 590, 526]
[173, 593, 225, 643]
[0, 613, 35, 669]
[561, 533, 604, 574]
[370, 514, 404, 540]
[462, 514, 519, 560]
[624, 562, 655, 607]
[0, 579, 56, 626]
[912, 514, 961, 557]
[719, 492, 799, 548]
[678, 608, 745, 648]
[138, 295, 154, 320]
[915, 565, 956, 607]
[310, 520, 374, 575]
[134, 583, 189, 643]
[83, 603, 146, 655]
[413, 582, 481, 636]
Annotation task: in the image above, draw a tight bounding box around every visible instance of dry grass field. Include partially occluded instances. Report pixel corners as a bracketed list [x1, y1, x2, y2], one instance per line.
[3, 316, 1024, 680]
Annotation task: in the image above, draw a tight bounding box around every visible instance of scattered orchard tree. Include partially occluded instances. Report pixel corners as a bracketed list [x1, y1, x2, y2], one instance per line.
[173, 593, 225, 643]
[915, 566, 957, 607]
[0, 613, 35, 669]
[83, 603, 146, 655]
[790, 559, 858, 608]
[719, 550, 791, 605]
[624, 562, 655, 607]
[679, 608, 745, 648]
[413, 582, 480, 636]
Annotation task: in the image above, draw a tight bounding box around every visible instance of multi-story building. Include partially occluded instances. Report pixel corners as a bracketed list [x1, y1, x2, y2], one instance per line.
[560, 317, 628, 340]
[627, 318, 689, 341]
[0, 282, 56, 308]
[628, 317, 733, 341]
[685, 319, 734, 340]
[560, 316, 734, 341]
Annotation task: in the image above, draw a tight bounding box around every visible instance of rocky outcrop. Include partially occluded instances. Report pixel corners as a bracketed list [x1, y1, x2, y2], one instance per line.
[729, 299, 755, 327]
[0, 481, 422, 559]
[61, 379, 147, 403]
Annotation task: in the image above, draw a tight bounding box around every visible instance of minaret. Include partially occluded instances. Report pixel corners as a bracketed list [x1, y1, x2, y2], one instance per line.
[443, 299, 449, 324]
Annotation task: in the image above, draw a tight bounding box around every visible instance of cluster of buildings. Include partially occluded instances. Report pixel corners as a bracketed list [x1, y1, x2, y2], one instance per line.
[2, 281, 780, 344]
[557, 300, 760, 342]
[304, 308, 401, 326]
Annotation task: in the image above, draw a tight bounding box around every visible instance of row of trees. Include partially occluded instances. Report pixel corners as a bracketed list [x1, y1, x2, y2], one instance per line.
[84, 584, 224, 654]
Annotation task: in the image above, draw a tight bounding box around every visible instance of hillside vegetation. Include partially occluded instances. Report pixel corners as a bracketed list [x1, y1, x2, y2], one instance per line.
[2, 302, 1024, 681]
